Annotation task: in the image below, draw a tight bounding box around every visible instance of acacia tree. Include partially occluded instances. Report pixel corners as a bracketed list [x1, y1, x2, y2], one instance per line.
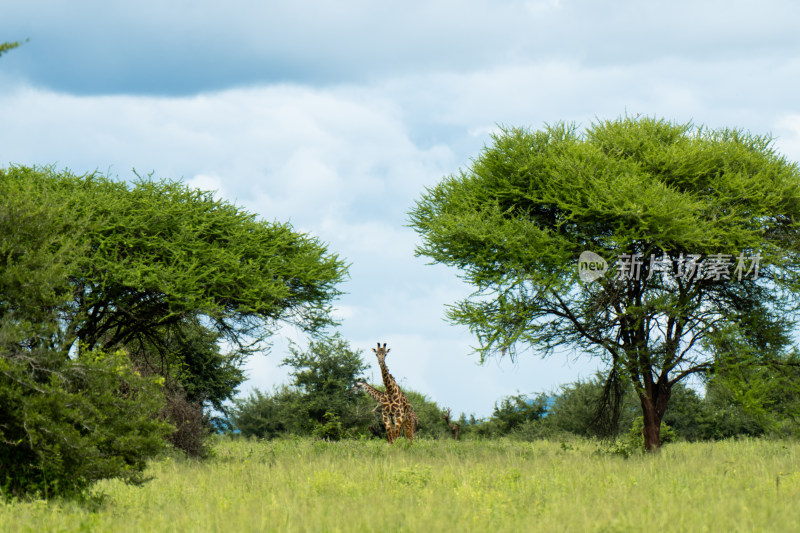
[410, 117, 800, 450]
[54, 170, 346, 354]
[1, 166, 348, 458]
[3, 166, 347, 368]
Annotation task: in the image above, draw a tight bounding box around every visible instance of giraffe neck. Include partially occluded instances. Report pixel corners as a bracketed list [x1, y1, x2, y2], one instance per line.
[377, 359, 397, 395]
[357, 382, 387, 404]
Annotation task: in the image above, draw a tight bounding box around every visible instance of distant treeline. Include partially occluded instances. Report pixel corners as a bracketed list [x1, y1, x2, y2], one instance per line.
[230, 335, 800, 443]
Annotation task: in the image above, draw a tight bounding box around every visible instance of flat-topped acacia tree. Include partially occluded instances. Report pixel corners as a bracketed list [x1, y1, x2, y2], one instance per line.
[1, 166, 348, 494]
[409, 117, 800, 451]
[2, 167, 347, 400]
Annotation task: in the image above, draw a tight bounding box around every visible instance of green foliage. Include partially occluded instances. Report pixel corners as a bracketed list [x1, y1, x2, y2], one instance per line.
[610, 416, 676, 458]
[0, 171, 170, 498]
[0, 166, 86, 328]
[538, 373, 797, 444]
[53, 167, 345, 352]
[0, 40, 23, 58]
[1, 165, 346, 366]
[230, 387, 302, 439]
[403, 391, 451, 439]
[464, 393, 548, 438]
[544, 377, 639, 438]
[232, 335, 375, 438]
[492, 393, 548, 436]
[409, 116, 800, 449]
[282, 335, 368, 402]
[659, 383, 714, 441]
[702, 322, 800, 438]
[1, 164, 348, 495]
[699, 381, 766, 439]
[125, 317, 245, 413]
[0, 347, 170, 499]
[281, 334, 371, 432]
[312, 412, 345, 441]
[1, 166, 347, 458]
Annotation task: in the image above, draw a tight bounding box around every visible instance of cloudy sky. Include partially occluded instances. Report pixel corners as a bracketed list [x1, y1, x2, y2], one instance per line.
[2, 0, 800, 417]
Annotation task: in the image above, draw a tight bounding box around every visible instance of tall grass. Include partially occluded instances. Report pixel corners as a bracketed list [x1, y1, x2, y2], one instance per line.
[2, 437, 798, 532]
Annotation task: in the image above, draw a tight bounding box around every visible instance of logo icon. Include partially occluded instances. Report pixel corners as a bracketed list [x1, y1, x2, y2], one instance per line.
[578, 251, 608, 282]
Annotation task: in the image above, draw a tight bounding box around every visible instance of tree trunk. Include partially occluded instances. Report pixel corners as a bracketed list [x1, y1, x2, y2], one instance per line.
[639, 377, 672, 452]
[640, 398, 662, 452]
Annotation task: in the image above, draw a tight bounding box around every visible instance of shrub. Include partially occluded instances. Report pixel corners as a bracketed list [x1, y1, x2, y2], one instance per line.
[312, 412, 345, 441]
[161, 388, 208, 458]
[610, 417, 676, 458]
[0, 348, 170, 499]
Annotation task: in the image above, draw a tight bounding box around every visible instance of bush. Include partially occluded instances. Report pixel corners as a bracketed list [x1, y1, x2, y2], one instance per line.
[0, 348, 170, 499]
[160, 388, 208, 458]
[468, 393, 549, 438]
[0, 174, 170, 499]
[610, 417, 676, 458]
[312, 412, 345, 441]
[230, 386, 302, 439]
[544, 377, 639, 438]
[660, 384, 712, 441]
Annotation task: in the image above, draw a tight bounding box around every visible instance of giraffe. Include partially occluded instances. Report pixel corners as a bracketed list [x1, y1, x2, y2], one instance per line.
[354, 377, 400, 443]
[371, 342, 418, 444]
[353, 380, 387, 415]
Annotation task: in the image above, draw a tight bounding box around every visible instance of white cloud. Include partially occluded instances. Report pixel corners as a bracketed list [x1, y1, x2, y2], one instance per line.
[186, 174, 227, 199]
[774, 114, 800, 162]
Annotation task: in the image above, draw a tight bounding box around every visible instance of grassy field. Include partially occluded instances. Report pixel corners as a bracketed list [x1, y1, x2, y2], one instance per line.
[2, 437, 799, 532]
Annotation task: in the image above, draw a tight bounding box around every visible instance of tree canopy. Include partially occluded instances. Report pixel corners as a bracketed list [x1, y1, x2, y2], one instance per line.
[1, 166, 347, 355]
[409, 116, 800, 450]
[1, 166, 348, 494]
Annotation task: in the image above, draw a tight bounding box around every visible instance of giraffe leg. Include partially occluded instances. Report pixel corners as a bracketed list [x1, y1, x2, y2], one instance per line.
[404, 417, 414, 444]
[393, 415, 405, 444]
[382, 410, 395, 444]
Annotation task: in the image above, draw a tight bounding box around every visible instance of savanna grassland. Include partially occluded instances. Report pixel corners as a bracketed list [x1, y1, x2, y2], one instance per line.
[2, 437, 799, 532]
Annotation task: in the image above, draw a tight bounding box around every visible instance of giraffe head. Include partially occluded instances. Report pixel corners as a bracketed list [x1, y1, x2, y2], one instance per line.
[354, 379, 373, 389]
[372, 342, 390, 365]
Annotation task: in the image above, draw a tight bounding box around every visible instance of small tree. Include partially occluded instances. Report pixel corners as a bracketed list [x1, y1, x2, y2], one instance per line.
[281, 334, 370, 431]
[484, 393, 549, 437]
[231, 386, 304, 439]
[702, 325, 800, 438]
[410, 117, 800, 451]
[232, 335, 375, 438]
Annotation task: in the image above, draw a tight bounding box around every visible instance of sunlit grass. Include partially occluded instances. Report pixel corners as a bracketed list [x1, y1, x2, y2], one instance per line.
[2, 437, 799, 532]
